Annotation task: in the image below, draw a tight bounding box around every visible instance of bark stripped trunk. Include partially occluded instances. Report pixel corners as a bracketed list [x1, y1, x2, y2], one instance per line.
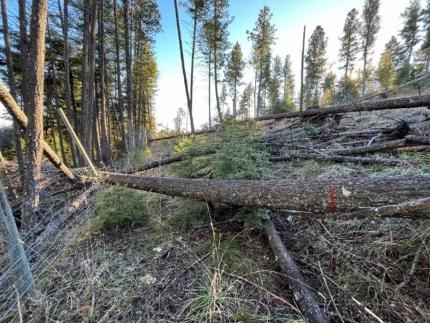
[1, 0, 25, 184]
[264, 218, 328, 323]
[104, 172, 430, 217]
[23, 0, 48, 226]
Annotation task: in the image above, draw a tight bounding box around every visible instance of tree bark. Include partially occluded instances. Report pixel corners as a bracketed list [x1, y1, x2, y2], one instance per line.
[1, 0, 25, 184]
[113, 0, 128, 152]
[213, 0, 223, 122]
[208, 50, 212, 128]
[123, 0, 135, 151]
[98, 0, 111, 163]
[104, 172, 430, 216]
[300, 25, 306, 114]
[0, 85, 76, 182]
[18, 0, 29, 115]
[264, 218, 328, 323]
[58, 0, 79, 167]
[257, 95, 430, 121]
[270, 152, 404, 166]
[81, 0, 97, 158]
[23, 0, 48, 226]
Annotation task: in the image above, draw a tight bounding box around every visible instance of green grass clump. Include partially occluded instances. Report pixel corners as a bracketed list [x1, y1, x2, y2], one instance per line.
[167, 200, 209, 231]
[91, 186, 151, 232]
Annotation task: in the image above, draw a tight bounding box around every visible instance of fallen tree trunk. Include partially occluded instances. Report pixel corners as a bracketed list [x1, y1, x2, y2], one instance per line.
[148, 95, 430, 142]
[125, 150, 216, 173]
[257, 95, 430, 121]
[328, 136, 429, 155]
[335, 196, 430, 220]
[327, 139, 408, 155]
[103, 172, 430, 216]
[405, 135, 430, 145]
[270, 153, 404, 166]
[149, 129, 216, 142]
[264, 218, 328, 323]
[0, 85, 76, 182]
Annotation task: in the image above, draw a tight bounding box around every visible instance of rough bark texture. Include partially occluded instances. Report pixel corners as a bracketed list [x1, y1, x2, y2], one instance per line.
[264, 218, 328, 323]
[24, 0, 48, 225]
[104, 172, 430, 216]
[270, 153, 404, 166]
[257, 95, 430, 121]
[0, 85, 76, 182]
[327, 139, 408, 155]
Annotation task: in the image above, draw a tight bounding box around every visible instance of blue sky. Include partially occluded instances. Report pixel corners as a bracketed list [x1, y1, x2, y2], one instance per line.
[0, 0, 424, 129]
[155, 0, 421, 130]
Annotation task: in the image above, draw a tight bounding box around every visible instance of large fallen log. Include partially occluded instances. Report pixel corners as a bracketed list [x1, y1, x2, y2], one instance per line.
[0, 85, 76, 182]
[257, 95, 430, 121]
[270, 153, 404, 166]
[103, 172, 430, 216]
[149, 95, 430, 142]
[264, 218, 328, 323]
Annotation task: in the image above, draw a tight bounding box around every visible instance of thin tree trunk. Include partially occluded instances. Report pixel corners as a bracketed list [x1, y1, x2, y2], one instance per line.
[113, 0, 128, 152]
[208, 51, 212, 128]
[57, 0, 79, 166]
[23, 0, 48, 226]
[98, 0, 111, 163]
[123, 0, 135, 152]
[18, 0, 29, 116]
[361, 49, 368, 96]
[1, 0, 25, 183]
[174, 0, 195, 133]
[213, 0, 223, 122]
[189, 12, 197, 132]
[300, 25, 306, 113]
[233, 80, 237, 117]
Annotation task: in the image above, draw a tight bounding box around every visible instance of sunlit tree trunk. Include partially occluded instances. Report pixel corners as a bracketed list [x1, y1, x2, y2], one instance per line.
[23, 0, 48, 227]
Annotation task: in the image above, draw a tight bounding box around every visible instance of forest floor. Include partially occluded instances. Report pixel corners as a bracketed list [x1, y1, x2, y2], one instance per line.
[3, 103, 430, 322]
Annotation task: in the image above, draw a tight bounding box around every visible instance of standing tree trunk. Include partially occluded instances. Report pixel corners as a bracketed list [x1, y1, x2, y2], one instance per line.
[81, 0, 97, 159]
[113, 0, 128, 152]
[18, 0, 29, 115]
[173, 0, 195, 133]
[300, 25, 306, 113]
[123, 0, 135, 152]
[361, 47, 368, 96]
[57, 0, 79, 166]
[189, 11, 197, 132]
[1, 0, 25, 184]
[23, 0, 48, 227]
[213, 1, 223, 122]
[208, 51, 212, 128]
[98, 0, 111, 163]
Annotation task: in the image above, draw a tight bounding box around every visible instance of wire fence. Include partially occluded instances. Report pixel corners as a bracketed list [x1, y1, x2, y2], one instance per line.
[0, 163, 98, 322]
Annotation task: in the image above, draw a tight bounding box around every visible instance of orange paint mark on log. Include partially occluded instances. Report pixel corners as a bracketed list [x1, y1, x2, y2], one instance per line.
[327, 182, 337, 213]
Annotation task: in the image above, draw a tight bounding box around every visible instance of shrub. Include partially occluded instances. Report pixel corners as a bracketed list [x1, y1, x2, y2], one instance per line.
[91, 186, 151, 231]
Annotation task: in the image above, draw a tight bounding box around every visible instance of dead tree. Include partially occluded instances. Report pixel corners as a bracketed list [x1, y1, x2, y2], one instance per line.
[104, 172, 430, 217]
[264, 217, 328, 323]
